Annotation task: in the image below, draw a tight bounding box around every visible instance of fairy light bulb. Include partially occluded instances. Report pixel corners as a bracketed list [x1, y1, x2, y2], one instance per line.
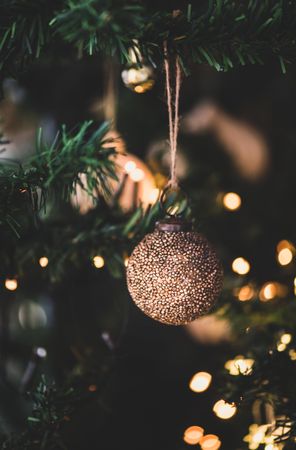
[200, 434, 221, 450]
[213, 400, 237, 419]
[259, 282, 278, 301]
[35, 347, 47, 358]
[148, 188, 160, 204]
[278, 248, 293, 266]
[124, 256, 129, 267]
[277, 240, 294, 266]
[5, 278, 18, 291]
[129, 167, 145, 182]
[124, 160, 137, 174]
[225, 356, 254, 376]
[39, 256, 49, 268]
[277, 343, 286, 352]
[281, 333, 292, 345]
[232, 257, 250, 275]
[183, 426, 204, 445]
[236, 285, 255, 301]
[233, 358, 254, 375]
[222, 192, 241, 211]
[252, 425, 266, 447]
[189, 372, 212, 393]
[93, 255, 105, 269]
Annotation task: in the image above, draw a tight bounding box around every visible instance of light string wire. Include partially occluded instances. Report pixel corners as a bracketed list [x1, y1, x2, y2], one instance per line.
[164, 41, 182, 190]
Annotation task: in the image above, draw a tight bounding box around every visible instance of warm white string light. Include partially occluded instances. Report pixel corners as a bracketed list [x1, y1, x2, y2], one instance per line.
[93, 255, 105, 269]
[183, 426, 204, 445]
[189, 372, 212, 393]
[222, 192, 242, 211]
[232, 257, 250, 275]
[5, 278, 18, 291]
[39, 256, 49, 268]
[213, 399, 237, 419]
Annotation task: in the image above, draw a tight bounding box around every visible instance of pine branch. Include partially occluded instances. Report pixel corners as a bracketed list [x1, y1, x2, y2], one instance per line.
[50, 0, 145, 62]
[1, 0, 296, 77]
[219, 325, 296, 446]
[0, 0, 60, 79]
[140, 0, 296, 73]
[0, 378, 81, 450]
[0, 121, 116, 234]
[0, 200, 161, 280]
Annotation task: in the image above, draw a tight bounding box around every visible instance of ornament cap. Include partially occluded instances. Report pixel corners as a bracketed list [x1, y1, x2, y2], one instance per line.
[155, 217, 193, 232]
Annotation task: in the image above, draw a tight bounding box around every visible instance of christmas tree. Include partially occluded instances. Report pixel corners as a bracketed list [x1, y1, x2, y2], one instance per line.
[1, 1, 296, 449]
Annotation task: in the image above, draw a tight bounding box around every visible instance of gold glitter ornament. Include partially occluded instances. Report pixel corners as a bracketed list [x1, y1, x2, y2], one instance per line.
[121, 63, 155, 93]
[126, 218, 223, 325]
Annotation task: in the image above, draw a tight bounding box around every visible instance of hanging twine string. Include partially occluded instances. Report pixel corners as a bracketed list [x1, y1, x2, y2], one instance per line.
[164, 41, 182, 189]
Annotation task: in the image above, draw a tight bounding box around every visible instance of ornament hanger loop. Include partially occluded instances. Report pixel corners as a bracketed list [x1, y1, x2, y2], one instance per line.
[163, 40, 182, 190]
[160, 184, 188, 218]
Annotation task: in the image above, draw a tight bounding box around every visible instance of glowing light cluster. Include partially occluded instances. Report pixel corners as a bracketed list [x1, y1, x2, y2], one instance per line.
[200, 434, 221, 450]
[189, 372, 212, 393]
[183, 427, 221, 449]
[225, 356, 254, 376]
[124, 160, 136, 174]
[129, 167, 145, 182]
[243, 424, 272, 450]
[277, 333, 293, 353]
[124, 160, 144, 182]
[265, 445, 282, 450]
[183, 426, 204, 445]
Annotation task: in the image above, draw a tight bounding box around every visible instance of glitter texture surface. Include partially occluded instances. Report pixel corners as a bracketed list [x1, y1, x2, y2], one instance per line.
[127, 229, 223, 325]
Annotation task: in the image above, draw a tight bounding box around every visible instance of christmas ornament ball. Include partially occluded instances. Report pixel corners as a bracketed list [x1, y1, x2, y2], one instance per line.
[121, 63, 155, 93]
[127, 218, 223, 325]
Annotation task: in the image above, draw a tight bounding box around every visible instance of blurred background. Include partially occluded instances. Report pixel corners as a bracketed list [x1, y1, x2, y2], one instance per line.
[1, 49, 296, 450]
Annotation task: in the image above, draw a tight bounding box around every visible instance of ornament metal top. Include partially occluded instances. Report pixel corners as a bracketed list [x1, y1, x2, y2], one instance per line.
[126, 216, 223, 325]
